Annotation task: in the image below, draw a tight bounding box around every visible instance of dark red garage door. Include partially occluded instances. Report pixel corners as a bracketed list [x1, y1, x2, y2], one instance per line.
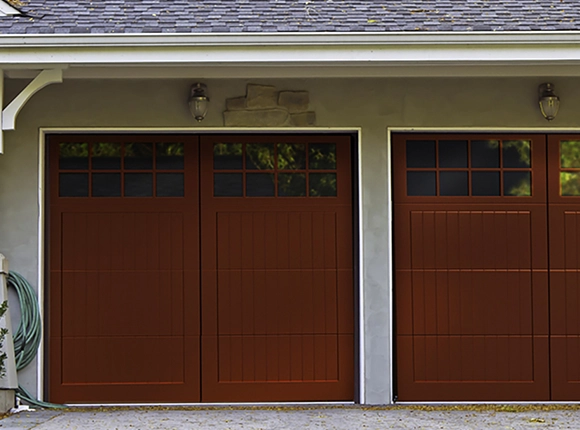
[393, 133, 580, 401]
[48, 134, 354, 404]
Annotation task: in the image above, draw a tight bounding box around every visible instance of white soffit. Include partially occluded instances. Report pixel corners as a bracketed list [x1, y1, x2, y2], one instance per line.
[0, 1, 20, 16]
[2, 32, 580, 73]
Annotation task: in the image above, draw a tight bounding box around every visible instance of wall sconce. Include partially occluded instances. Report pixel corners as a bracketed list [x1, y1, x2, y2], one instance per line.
[539, 83, 560, 121]
[189, 83, 210, 122]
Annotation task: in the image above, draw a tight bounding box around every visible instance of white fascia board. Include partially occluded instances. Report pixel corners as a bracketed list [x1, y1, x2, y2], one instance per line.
[0, 1, 21, 16]
[1, 31, 580, 67]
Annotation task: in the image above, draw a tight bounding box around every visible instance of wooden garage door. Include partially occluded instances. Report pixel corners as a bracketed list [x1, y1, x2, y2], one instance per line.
[394, 133, 580, 401]
[199, 135, 354, 402]
[48, 133, 353, 403]
[393, 134, 550, 401]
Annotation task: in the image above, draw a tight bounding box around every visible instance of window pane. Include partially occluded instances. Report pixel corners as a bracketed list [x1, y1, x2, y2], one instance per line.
[156, 143, 184, 170]
[439, 140, 468, 168]
[309, 143, 336, 170]
[214, 173, 242, 197]
[278, 173, 306, 196]
[471, 140, 500, 168]
[92, 143, 121, 170]
[278, 143, 306, 170]
[92, 173, 121, 197]
[407, 171, 436, 196]
[406, 140, 436, 168]
[125, 173, 153, 197]
[213, 143, 242, 170]
[125, 143, 153, 170]
[560, 141, 580, 168]
[246, 144, 275, 170]
[309, 173, 337, 197]
[59, 143, 89, 170]
[561, 172, 580, 196]
[59, 173, 88, 197]
[246, 173, 275, 196]
[504, 171, 531, 196]
[472, 171, 500, 196]
[157, 173, 184, 197]
[502, 140, 531, 168]
[440, 171, 468, 196]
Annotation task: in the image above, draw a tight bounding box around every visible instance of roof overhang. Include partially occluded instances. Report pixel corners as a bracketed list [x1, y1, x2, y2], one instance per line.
[3, 31, 580, 78]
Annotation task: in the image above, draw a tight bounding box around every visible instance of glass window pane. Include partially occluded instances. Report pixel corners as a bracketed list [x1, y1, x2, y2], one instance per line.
[246, 173, 275, 196]
[309, 143, 337, 170]
[472, 171, 500, 196]
[92, 143, 121, 170]
[439, 140, 468, 168]
[157, 173, 184, 197]
[502, 140, 531, 168]
[471, 140, 500, 168]
[407, 171, 436, 196]
[246, 144, 275, 170]
[59, 143, 89, 170]
[309, 173, 337, 197]
[440, 171, 468, 196]
[278, 143, 306, 170]
[214, 173, 242, 197]
[125, 143, 153, 170]
[561, 172, 580, 196]
[504, 171, 531, 196]
[560, 141, 580, 168]
[92, 173, 121, 197]
[278, 173, 306, 196]
[59, 173, 88, 197]
[156, 143, 184, 170]
[213, 143, 242, 170]
[125, 173, 153, 197]
[406, 140, 436, 168]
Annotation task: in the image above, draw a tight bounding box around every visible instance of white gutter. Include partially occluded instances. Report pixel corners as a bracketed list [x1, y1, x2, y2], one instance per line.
[2, 31, 580, 47]
[1, 31, 580, 68]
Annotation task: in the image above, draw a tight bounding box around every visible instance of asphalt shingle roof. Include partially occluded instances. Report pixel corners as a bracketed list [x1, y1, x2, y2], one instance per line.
[0, 0, 579, 34]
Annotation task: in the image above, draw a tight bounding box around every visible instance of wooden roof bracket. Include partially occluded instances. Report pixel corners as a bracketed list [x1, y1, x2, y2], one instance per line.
[0, 68, 63, 153]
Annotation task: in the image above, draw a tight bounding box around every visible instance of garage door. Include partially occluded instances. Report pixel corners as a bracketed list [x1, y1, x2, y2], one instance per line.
[48, 134, 354, 404]
[393, 133, 580, 401]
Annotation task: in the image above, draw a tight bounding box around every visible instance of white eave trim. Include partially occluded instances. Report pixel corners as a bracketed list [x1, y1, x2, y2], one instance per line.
[0, 1, 21, 16]
[2, 31, 580, 67]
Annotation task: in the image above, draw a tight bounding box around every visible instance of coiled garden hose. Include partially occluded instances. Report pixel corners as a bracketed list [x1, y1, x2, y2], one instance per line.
[8, 271, 66, 409]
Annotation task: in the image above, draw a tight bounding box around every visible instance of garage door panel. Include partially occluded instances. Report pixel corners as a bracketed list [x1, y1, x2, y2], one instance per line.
[394, 134, 549, 401]
[397, 335, 549, 401]
[49, 135, 201, 403]
[202, 334, 353, 402]
[200, 135, 353, 402]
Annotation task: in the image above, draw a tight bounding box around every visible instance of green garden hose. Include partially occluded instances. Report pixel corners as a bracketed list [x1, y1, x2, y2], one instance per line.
[8, 271, 66, 409]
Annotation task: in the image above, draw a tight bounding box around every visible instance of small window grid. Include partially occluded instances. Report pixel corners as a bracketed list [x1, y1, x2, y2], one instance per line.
[559, 140, 580, 196]
[405, 139, 532, 197]
[213, 142, 338, 197]
[58, 142, 185, 198]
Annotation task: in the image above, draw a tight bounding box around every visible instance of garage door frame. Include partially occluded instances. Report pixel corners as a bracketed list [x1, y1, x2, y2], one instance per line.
[39, 127, 363, 405]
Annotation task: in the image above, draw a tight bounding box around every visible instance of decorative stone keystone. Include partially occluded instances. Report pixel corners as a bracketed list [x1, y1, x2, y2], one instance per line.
[278, 91, 310, 114]
[223, 84, 316, 127]
[246, 84, 278, 109]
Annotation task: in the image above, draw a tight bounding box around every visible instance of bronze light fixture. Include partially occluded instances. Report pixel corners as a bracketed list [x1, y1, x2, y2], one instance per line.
[539, 83, 560, 121]
[189, 83, 210, 122]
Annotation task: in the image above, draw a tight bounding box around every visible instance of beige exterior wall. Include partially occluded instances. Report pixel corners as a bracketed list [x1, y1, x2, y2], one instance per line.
[0, 76, 572, 404]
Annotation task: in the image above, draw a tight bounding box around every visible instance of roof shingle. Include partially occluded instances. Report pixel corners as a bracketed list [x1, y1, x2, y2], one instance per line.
[1, 0, 580, 34]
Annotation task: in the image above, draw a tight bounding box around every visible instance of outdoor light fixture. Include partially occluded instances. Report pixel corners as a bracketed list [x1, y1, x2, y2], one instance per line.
[539, 83, 560, 121]
[189, 83, 210, 122]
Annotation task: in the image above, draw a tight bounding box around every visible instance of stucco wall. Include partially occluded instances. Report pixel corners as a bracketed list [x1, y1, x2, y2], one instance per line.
[0, 76, 569, 404]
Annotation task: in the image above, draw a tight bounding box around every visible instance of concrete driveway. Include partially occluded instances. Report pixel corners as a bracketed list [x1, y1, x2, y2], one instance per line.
[1, 405, 580, 429]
